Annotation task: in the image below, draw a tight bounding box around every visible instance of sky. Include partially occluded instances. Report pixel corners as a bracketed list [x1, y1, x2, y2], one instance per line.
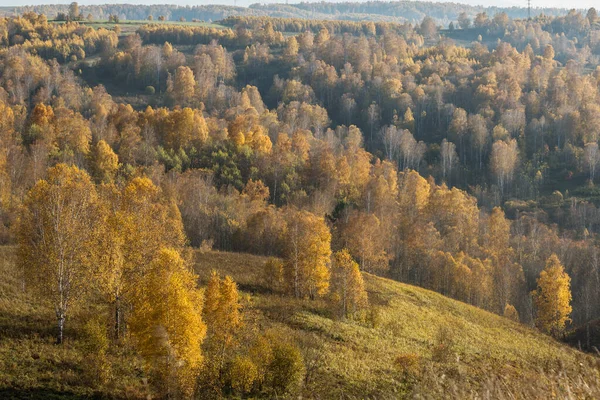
[1, 0, 595, 10]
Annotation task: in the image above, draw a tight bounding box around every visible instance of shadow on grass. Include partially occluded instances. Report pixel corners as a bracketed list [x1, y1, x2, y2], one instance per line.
[0, 388, 101, 399]
[236, 282, 272, 295]
[0, 311, 56, 339]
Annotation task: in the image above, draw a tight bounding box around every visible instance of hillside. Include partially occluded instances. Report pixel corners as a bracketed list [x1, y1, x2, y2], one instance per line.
[12, 2, 575, 26]
[1, 246, 598, 399]
[195, 251, 600, 398]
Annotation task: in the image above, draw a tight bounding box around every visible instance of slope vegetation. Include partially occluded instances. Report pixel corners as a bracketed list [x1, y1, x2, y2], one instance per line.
[0, 247, 598, 398]
[195, 250, 600, 398]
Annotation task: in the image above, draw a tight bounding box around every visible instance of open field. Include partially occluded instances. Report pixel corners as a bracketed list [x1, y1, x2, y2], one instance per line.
[50, 19, 227, 36]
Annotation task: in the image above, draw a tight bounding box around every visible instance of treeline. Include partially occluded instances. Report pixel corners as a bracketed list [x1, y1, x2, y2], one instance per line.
[450, 9, 600, 59]
[0, 12, 117, 62]
[251, 1, 573, 25]
[13, 1, 574, 26]
[17, 4, 264, 23]
[138, 24, 239, 47]
[220, 16, 416, 36]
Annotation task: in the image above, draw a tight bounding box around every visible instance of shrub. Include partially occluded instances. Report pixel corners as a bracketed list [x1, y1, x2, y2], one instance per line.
[145, 86, 156, 95]
[229, 356, 258, 395]
[503, 303, 520, 322]
[199, 238, 214, 254]
[431, 326, 455, 363]
[366, 305, 382, 328]
[81, 318, 111, 385]
[395, 353, 422, 379]
[248, 334, 274, 387]
[266, 340, 305, 395]
[263, 258, 284, 292]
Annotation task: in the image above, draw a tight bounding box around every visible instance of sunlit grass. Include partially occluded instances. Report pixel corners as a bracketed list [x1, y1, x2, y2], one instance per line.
[195, 250, 600, 398]
[0, 247, 598, 398]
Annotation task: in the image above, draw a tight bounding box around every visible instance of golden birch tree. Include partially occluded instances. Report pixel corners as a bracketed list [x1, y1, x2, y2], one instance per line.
[128, 248, 206, 397]
[17, 164, 100, 344]
[283, 209, 332, 299]
[329, 249, 368, 318]
[532, 254, 572, 337]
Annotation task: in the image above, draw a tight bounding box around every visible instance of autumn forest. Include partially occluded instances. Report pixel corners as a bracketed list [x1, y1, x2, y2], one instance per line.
[2, 1, 600, 399]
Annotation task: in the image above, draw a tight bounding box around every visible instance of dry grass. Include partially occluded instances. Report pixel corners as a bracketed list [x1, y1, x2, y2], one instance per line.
[0, 247, 599, 398]
[0, 246, 148, 399]
[194, 250, 600, 399]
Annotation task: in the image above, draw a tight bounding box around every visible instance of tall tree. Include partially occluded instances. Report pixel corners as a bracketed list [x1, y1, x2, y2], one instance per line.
[420, 16, 438, 40]
[491, 139, 518, 197]
[17, 164, 100, 344]
[485, 207, 522, 313]
[532, 254, 572, 337]
[449, 108, 468, 161]
[99, 177, 186, 340]
[440, 139, 457, 183]
[171, 66, 196, 106]
[203, 271, 243, 382]
[458, 12, 471, 29]
[337, 210, 390, 274]
[284, 209, 332, 299]
[329, 249, 368, 318]
[128, 248, 206, 397]
[584, 142, 600, 183]
[89, 140, 119, 183]
[68, 2, 80, 20]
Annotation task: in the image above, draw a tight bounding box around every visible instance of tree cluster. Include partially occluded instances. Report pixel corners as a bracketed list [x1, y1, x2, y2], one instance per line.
[4, 10, 599, 346]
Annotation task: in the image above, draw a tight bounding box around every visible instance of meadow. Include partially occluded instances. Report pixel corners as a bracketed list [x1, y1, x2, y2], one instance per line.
[1, 246, 598, 399]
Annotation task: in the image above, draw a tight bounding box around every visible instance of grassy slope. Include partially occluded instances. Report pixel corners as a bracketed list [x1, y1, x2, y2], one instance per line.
[1, 247, 599, 398]
[0, 246, 147, 399]
[195, 251, 600, 398]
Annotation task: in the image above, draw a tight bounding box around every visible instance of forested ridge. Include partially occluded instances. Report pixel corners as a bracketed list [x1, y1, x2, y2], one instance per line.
[1, 3, 600, 398]
[10, 1, 575, 25]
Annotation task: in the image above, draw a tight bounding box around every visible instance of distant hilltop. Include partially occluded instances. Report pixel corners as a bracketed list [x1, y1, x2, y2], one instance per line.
[6, 1, 582, 25]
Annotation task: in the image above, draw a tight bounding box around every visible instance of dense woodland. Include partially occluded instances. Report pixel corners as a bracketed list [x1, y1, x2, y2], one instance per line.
[1, 3, 600, 398]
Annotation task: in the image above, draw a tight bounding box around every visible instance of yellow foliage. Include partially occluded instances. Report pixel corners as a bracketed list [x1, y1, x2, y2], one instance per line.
[81, 317, 111, 385]
[265, 337, 305, 396]
[229, 356, 258, 394]
[162, 107, 208, 149]
[97, 176, 186, 341]
[172, 66, 195, 105]
[0, 152, 10, 209]
[338, 210, 390, 274]
[17, 164, 100, 344]
[329, 249, 369, 318]
[503, 303, 520, 323]
[128, 248, 206, 398]
[228, 116, 247, 147]
[203, 271, 243, 356]
[284, 209, 332, 298]
[398, 170, 430, 215]
[90, 140, 119, 183]
[263, 258, 284, 292]
[247, 333, 274, 386]
[532, 254, 572, 337]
